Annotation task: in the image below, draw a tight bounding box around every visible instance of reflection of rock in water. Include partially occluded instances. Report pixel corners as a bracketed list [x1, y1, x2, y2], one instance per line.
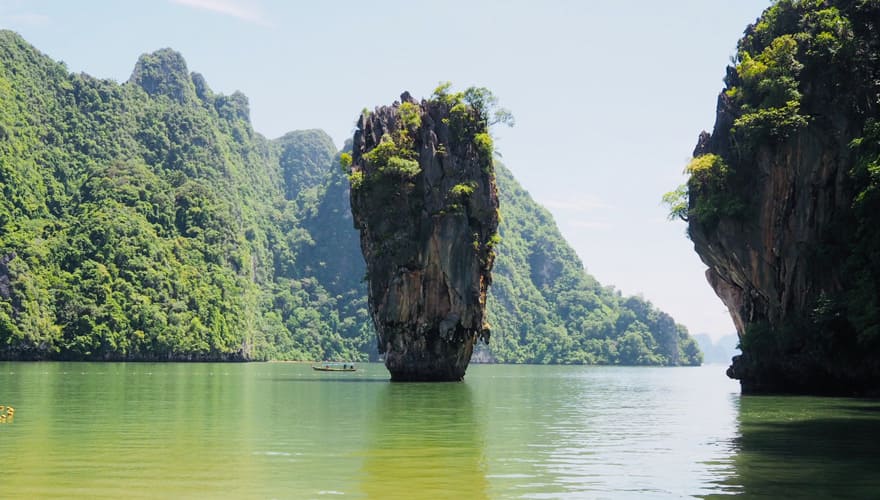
[706, 397, 880, 498]
[360, 383, 487, 498]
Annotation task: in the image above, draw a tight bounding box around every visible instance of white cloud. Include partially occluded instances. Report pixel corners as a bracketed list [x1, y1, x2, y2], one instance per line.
[170, 0, 270, 26]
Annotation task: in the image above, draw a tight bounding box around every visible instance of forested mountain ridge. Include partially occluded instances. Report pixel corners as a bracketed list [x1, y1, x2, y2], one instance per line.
[0, 31, 700, 365]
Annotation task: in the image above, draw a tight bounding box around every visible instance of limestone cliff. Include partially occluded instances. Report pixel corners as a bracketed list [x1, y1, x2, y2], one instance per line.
[684, 1, 880, 395]
[349, 91, 499, 381]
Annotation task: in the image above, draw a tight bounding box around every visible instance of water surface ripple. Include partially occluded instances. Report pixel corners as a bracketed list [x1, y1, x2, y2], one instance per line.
[1, 362, 878, 498]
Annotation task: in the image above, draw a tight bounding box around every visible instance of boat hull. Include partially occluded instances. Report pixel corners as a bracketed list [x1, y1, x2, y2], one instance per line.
[312, 366, 356, 372]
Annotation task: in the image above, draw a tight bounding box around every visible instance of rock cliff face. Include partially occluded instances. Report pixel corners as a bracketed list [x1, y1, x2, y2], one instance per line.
[686, 1, 880, 395]
[349, 92, 499, 381]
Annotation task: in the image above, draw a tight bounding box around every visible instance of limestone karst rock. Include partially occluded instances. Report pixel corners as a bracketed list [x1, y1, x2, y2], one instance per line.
[348, 91, 499, 381]
[684, 1, 880, 395]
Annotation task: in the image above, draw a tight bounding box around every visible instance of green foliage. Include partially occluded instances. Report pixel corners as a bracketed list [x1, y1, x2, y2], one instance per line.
[362, 134, 398, 167]
[426, 83, 512, 177]
[487, 232, 502, 249]
[737, 35, 803, 106]
[352, 85, 507, 219]
[339, 152, 352, 171]
[723, 3, 860, 150]
[673, 1, 866, 231]
[348, 170, 365, 190]
[729, 34, 809, 140]
[449, 182, 476, 198]
[683, 154, 745, 228]
[732, 99, 808, 140]
[431, 81, 455, 105]
[462, 86, 515, 127]
[362, 134, 420, 178]
[474, 132, 494, 160]
[384, 156, 421, 177]
[662, 184, 688, 222]
[686, 153, 727, 181]
[431, 82, 514, 130]
[398, 102, 421, 130]
[276, 129, 338, 203]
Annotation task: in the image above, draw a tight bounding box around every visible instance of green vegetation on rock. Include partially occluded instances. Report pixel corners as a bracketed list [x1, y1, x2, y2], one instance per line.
[668, 153, 746, 228]
[664, 1, 856, 229]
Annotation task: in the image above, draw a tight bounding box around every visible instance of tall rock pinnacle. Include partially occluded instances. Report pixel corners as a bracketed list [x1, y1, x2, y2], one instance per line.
[348, 89, 500, 381]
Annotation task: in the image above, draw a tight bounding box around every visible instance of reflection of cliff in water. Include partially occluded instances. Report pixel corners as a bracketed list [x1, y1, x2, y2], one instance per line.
[360, 383, 487, 498]
[704, 396, 880, 498]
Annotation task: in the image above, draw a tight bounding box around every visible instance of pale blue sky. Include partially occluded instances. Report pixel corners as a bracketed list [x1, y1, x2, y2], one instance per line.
[1, 0, 771, 340]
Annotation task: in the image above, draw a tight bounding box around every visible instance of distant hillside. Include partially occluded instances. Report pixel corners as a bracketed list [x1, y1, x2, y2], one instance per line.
[0, 31, 700, 365]
[694, 334, 739, 365]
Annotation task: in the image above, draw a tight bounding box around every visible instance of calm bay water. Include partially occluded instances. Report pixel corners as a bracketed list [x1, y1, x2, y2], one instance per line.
[1, 362, 878, 498]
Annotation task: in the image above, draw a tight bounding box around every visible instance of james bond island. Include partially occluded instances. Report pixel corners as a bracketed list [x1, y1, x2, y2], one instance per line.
[347, 87, 503, 381]
[667, 1, 880, 395]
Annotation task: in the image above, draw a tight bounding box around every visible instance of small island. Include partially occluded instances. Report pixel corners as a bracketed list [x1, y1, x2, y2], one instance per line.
[347, 87, 502, 381]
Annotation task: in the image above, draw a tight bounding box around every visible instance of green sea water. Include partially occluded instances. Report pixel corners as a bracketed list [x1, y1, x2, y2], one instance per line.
[1, 362, 878, 498]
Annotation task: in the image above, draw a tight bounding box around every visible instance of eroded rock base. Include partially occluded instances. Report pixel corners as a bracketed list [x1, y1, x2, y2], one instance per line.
[382, 327, 477, 382]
